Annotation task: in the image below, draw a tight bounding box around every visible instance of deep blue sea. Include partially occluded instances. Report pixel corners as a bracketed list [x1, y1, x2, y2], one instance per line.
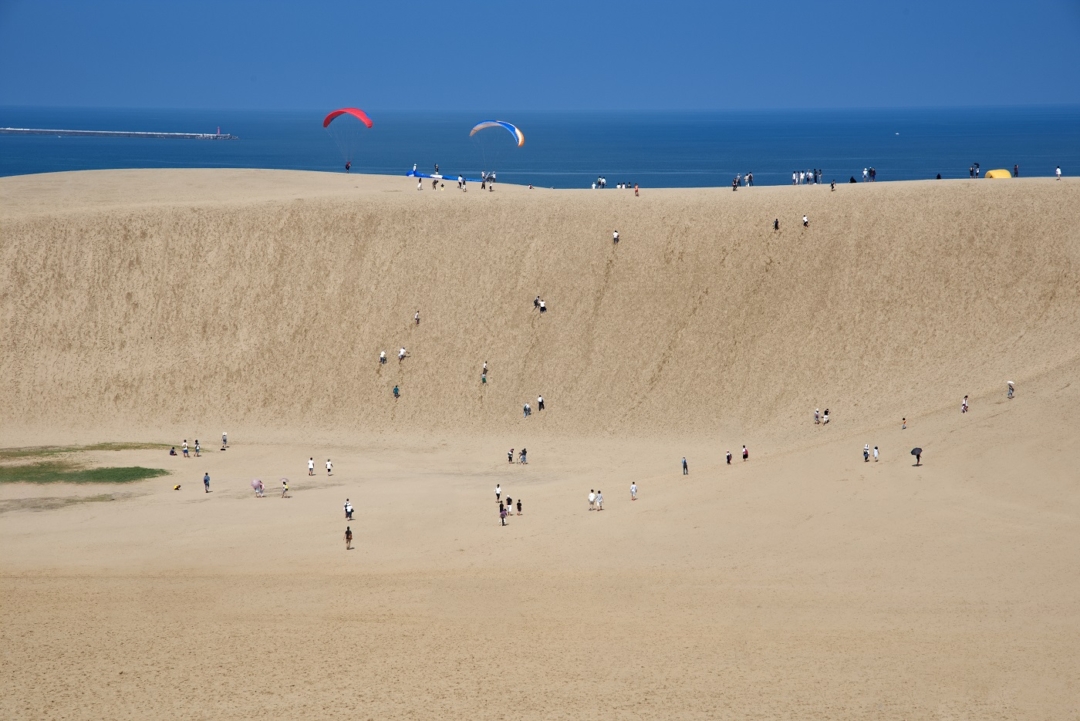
[2, 106, 1078, 188]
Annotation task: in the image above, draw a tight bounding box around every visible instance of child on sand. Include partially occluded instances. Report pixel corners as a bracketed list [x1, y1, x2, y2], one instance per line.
[864, 444, 870, 462]
[516, 498, 522, 515]
[222, 432, 227, 449]
[682, 457, 688, 475]
[1007, 381, 1014, 399]
[344, 499, 353, 519]
[902, 417, 907, 430]
[344, 526, 353, 550]
[814, 408, 820, 424]
[203, 472, 210, 493]
[961, 395, 969, 413]
[281, 479, 290, 498]
[194, 440, 200, 457]
[874, 446, 879, 462]
[170, 447, 177, 456]
[726, 450, 732, 465]
[519, 448, 527, 465]
[500, 505, 508, 526]
[326, 459, 333, 476]
[823, 409, 830, 424]
[308, 458, 315, 476]
[588, 490, 596, 510]
[742, 445, 749, 461]
[630, 482, 637, 500]
[508, 449, 514, 464]
[613, 230, 619, 245]
[183, 440, 189, 458]
[595, 490, 604, 511]
[495, 484, 501, 502]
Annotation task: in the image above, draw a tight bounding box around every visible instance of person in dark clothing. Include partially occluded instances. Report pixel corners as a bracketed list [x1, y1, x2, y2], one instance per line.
[773, 218, 779, 231]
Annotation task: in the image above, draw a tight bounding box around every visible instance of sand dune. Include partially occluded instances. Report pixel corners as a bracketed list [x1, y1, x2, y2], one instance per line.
[2, 170, 1079, 719]
[2, 170, 1078, 445]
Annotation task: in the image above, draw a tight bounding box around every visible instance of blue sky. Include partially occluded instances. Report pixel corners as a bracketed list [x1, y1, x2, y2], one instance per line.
[1, 0, 1078, 111]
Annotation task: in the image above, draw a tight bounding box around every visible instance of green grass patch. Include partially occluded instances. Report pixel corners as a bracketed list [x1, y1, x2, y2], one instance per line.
[0, 442, 169, 462]
[0, 462, 170, 484]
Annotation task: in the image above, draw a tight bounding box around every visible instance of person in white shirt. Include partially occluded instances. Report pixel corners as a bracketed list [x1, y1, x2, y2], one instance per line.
[399, 347, 407, 361]
[1056, 166, 1062, 180]
[588, 490, 596, 510]
[379, 350, 386, 364]
[595, 490, 604, 511]
[539, 300, 546, 313]
[326, 459, 333, 476]
[495, 484, 501, 501]
[863, 168, 869, 182]
[803, 215, 809, 228]
[630, 482, 637, 500]
[308, 458, 315, 475]
[537, 395, 544, 411]
[417, 178, 422, 191]
[414, 310, 420, 325]
[873, 446, 879, 462]
[613, 230, 619, 245]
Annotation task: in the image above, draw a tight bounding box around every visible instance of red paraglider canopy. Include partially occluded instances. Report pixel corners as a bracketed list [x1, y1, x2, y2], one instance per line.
[323, 108, 373, 129]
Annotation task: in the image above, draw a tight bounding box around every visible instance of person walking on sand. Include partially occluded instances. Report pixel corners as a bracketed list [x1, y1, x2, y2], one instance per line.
[1007, 381, 1014, 399]
[596, 490, 604, 511]
[534, 295, 541, 310]
[344, 499, 353, 520]
[194, 440, 200, 457]
[508, 449, 514, 464]
[393, 385, 400, 399]
[682, 457, 688, 475]
[183, 440, 189, 458]
[380, 350, 386, 364]
[823, 409, 830, 424]
[902, 417, 907, 430]
[814, 408, 820, 424]
[537, 395, 544, 411]
[961, 395, 969, 414]
[326, 459, 333, 476]
[308, 458, 315, 476]
[874, 446, 879, 462]
[523, 402, 531, 418]
[203, 472, 210, 493]
[914, 451, 922, 466]
[613, 230, 619, 245]
[495, 484, 501, 502]
[742, 445, 749, 461]
[803, 214, 809, 228]
[254, 479, 264, 497]
[519, 448, 527, 465]
[344, 526, 353, 550]
[222, 432, 228, 449]
[774, 218, 779, 231]
[539, 299, 546, 313]
[516, 498, 522, 515]
[500, 504, 508, 526]
[726, 450, 732, 465]
[630, 482, 638, 500]
[399, 347, 407, 361]
[505, 496, 512, 514]
[1057, 166, 1062, 180]
[281, 479, 289, 497]
[588, 490, 596, 510]
[414, 310, 420, 326]
[864, 444, 870, 462]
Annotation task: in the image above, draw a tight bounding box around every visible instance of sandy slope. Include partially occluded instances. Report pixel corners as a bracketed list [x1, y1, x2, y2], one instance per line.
[1, 170, 1079, 719]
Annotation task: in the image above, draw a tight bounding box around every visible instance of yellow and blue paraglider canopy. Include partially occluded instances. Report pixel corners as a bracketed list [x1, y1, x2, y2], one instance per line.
[469, 120, 525, 147]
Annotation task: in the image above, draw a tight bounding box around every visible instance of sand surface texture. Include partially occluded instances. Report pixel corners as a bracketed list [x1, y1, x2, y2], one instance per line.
[2, 170, 1079, 719]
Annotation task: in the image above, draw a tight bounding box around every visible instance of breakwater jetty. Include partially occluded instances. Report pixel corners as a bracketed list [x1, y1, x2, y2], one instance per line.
[0, 127, 238, 140]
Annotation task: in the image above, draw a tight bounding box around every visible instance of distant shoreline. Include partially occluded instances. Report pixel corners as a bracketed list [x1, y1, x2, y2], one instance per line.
[0, 127, 237, 140]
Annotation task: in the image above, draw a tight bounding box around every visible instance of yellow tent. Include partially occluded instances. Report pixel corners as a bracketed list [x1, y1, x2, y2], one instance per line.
[985, 169, 1012, 179]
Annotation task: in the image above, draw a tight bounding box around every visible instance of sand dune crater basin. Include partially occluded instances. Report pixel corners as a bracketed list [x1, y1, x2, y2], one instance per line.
[2, 170, 1079, 720]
